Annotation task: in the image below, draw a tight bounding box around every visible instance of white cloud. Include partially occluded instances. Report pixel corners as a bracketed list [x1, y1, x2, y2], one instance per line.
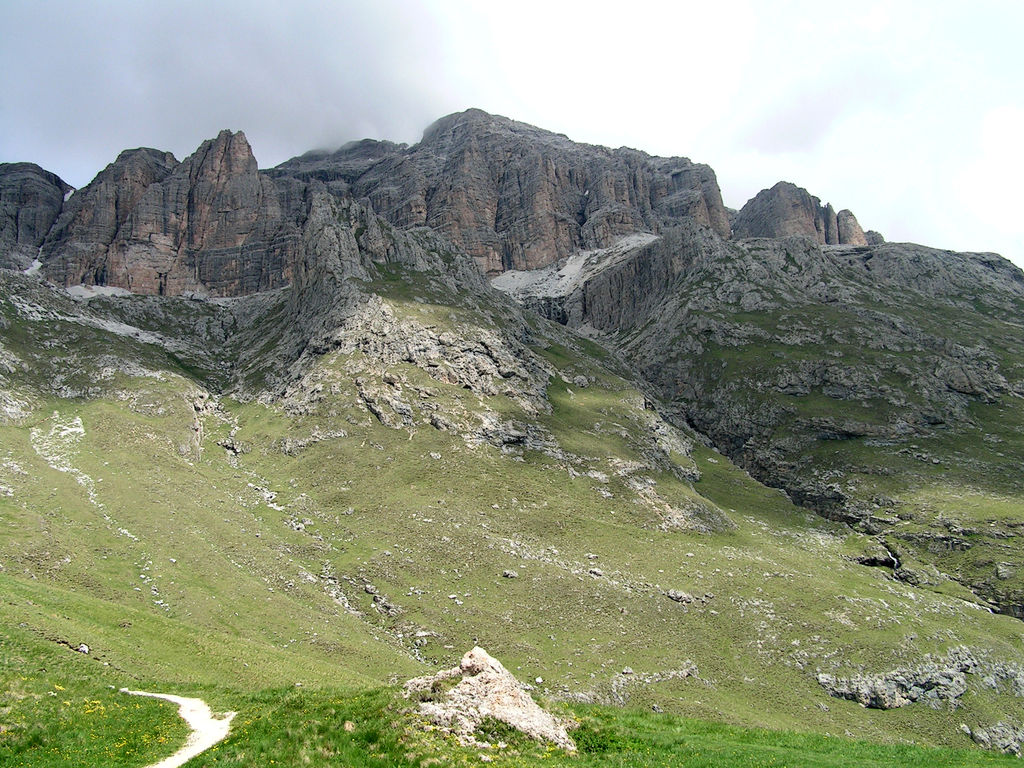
[954, 106, 1024, 253]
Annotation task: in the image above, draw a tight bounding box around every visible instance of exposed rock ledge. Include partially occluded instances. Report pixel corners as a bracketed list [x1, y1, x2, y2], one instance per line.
[816, 647, 978, 709]
[965, 721, 1024, 756]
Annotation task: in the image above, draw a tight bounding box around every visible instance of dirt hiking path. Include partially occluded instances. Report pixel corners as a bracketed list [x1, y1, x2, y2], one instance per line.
[121, 689, 236, 768]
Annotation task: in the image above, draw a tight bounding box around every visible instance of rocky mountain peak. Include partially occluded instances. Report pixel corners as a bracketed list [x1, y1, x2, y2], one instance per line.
[264, 108, 730, 277]
[112, 146, 180, 171]
[421, 107, 508, 138]
[0, 161, 73, 197]
[33, 129, 301, 296]
[335, 137, 407, 161]
[37, 147, 179, 285]
[421, 108, 575, 152]
[185, 129, 258, 180]
[732, 180, 868, 246]
[836, 207, 867, 246]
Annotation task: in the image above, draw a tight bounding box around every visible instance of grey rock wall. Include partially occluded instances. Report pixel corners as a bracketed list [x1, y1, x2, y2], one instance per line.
[275, 108, 731, 275]
[38, 131, 311, 296]
[732, 181, 868, 245]
[21, 110, 732, 295]
[0, 162, 72, 269]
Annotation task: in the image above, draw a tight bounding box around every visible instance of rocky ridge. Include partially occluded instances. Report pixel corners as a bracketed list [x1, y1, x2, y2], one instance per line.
[39, 131, 307, 296]
[0, 109, 737, 296]
[5, 110, 885, 298]
[492, 218, 1024, 617]
[273, 108, 731, 275]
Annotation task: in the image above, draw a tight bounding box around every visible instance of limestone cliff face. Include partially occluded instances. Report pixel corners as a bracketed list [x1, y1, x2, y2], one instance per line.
[0, 163, 72, 270]
[41, 131, 306, 296]
[275, 109, 731, 275]
[21, 110, 730, 294]
[837, 208, 867, 246]
[732, 181, 867, 245]
[41, 147, 179, 286]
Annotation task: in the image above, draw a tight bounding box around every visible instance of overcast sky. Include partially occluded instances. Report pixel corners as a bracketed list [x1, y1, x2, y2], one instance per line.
[2, 0, 1022, 267]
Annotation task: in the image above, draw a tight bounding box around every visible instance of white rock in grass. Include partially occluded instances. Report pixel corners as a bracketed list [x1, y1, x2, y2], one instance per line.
[404, 646, 576, 752]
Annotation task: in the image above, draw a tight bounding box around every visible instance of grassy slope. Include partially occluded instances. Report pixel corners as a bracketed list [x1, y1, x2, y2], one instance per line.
[2, 268, 1024, 764]
[0, 624, 189, 767]
[186, 685, 1022, 768]
[4, 628, 1019, 768]
[650, 272, 1024, 613]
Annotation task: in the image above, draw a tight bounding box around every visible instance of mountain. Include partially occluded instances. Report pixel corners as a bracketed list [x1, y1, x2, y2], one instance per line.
[2, 109, 1024, 760]
[273, 108, 731, 274]
[497, 218, 1024, 622]
[1, 109, 730, 292]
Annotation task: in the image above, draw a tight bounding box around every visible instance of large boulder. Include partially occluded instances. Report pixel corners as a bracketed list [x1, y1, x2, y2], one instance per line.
[404, 646, 576, 752]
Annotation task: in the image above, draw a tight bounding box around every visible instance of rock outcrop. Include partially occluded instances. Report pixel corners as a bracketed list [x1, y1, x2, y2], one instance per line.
[0, 162, 72, 270]
[404, 646, 576, 752]
[967, 722, 1024, 756]
[41, 147, 179, 286]
[837, 208, 867, 245]
[816, 647, 978, 709]
[732, 181, 867, 245]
